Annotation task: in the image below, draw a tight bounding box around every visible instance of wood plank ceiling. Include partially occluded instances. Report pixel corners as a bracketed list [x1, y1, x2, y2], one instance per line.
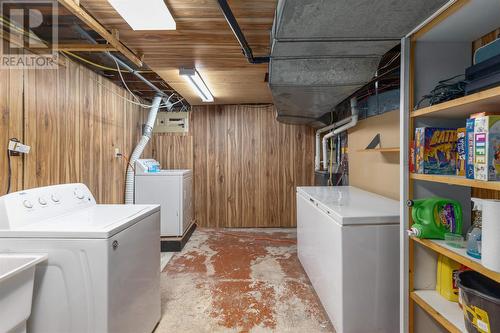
[79, 0, 276, 105]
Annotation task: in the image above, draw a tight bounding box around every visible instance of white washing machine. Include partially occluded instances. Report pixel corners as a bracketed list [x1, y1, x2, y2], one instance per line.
[0, 183, 161, 333]
[134, 159, 193, 237]
[297, 186, 400, 333]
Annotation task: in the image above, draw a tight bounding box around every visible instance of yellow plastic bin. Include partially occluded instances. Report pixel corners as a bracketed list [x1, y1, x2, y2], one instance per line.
[457, 271, 500, 333]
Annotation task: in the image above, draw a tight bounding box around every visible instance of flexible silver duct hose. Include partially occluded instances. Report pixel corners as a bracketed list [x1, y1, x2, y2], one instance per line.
[124, 95, 163, 204]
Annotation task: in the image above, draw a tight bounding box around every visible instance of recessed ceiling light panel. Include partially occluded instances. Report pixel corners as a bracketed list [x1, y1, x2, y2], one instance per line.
[107, 0, 176, 30]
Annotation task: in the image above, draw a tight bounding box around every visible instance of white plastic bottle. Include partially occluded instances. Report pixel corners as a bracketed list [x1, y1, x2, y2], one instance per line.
[466, 198, 482, 259]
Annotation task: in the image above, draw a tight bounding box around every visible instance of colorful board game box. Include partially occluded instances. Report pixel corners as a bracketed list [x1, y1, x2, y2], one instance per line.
[465, 119, 475, 179]
[409, 140, 415, 173]
[415, 127, 457, 174]
[456, 128, 466, 176]
[474, 116, 500, 181]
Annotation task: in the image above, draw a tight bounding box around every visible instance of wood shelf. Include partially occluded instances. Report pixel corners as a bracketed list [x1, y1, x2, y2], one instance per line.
[410, 290, 465, 333]
[410, 173, 500, 191]
[411, 237, 500, 283]
[357, 147, 400, 153]
[411, 85, 500, 119]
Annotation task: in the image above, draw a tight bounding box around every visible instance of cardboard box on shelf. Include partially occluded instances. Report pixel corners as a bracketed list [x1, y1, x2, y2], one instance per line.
[415, 127, 458, 175]
[465, 119, 475, 179]
[474, 116, 500, 181]
[410, 140, 416, 173]
[456, 128, 466, 176]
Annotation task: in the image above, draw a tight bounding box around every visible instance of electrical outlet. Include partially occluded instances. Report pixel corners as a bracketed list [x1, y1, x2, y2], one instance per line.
[8, 140, 30, 154]
[114, 148, 121, 158]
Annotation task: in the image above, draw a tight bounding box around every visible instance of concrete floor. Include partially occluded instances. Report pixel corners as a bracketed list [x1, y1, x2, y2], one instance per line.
[155, 228, 334, 333]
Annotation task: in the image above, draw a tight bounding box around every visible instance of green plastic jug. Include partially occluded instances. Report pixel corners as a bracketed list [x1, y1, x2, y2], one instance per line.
[407, 198, 463, 239]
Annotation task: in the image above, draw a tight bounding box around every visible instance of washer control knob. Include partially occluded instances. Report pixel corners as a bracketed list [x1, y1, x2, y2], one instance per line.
[23, 200, 34, 209]
[74, 190, 85, 200]
[51, 194, 60, 203]
[38, 197, 47, 206]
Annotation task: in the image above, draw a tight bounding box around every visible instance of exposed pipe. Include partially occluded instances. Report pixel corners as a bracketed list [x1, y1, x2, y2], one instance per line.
[315, 117, 352, 171]
[216, 0, 270, 64]
[125, 95, 163, 204]
[336, 135, 341, 165]
[322, 137, 330, 172]
[322, 98, 359, 171]
[109, 53, 167, 97]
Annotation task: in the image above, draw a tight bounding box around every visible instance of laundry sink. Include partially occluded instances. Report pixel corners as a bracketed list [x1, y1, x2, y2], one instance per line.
[0, 253, 48, 333]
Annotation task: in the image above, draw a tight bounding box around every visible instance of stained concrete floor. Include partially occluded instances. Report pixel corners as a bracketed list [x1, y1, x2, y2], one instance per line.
[155, 228, 335, 333]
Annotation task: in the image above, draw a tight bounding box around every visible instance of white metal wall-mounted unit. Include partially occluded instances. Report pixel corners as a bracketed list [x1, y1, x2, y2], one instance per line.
[153, 112, 189, 133]
[297, 186, 400, 333]
[134, 159, 193, 237]
[0, 183, 161, 333]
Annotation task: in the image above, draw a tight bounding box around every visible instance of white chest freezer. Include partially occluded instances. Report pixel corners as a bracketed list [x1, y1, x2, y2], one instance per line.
[134, 159, 193, 237]
[297, 186, 400, 333]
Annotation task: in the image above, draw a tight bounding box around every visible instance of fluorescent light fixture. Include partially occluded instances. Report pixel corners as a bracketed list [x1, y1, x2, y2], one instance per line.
[179, 68, 214, 103]
[106, 0, 176, 30]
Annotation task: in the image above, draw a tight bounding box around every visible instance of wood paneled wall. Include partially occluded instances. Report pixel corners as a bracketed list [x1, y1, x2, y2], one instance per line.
[152, 133, 193, 170]
[151, 105, 315, 228]
[0, 59, 149, 203]
[1, 61, 315, 222]
[0, 68, 23, 193]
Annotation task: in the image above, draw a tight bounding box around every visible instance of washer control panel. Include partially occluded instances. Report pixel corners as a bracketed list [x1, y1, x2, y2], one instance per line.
[0, 183, 96, 229]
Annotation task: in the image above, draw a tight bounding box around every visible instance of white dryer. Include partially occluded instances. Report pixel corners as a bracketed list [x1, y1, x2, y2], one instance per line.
[0, 184, 161, 333]
[134, 159, 193, 237]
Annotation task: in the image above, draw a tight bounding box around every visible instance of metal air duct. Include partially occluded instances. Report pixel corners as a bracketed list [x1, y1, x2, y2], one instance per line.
[269, 0, 450, 125]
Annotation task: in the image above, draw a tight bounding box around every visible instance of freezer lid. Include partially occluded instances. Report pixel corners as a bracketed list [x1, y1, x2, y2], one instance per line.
[297, 186, 399, 225]
[0, 204, 160, 238]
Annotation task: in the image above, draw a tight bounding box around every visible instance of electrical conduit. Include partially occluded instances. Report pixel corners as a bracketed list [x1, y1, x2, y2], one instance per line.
[321, 98, 359, 171]
[124, 95, 163, 204]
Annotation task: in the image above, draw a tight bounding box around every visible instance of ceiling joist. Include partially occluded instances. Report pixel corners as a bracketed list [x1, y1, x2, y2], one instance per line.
[57, 0, 143, 67]
[54, 43, 117, 52]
